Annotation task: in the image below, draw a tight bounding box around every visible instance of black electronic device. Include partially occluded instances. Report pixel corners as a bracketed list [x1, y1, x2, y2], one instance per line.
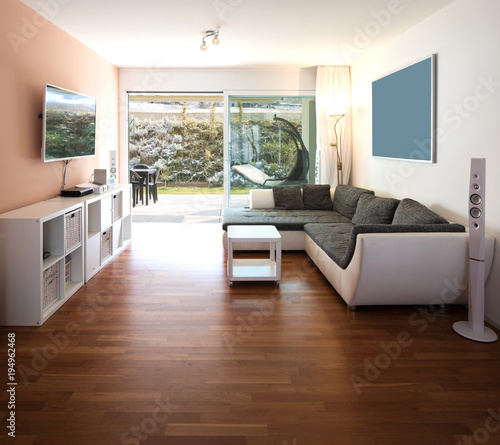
[60, 186, 93, 197]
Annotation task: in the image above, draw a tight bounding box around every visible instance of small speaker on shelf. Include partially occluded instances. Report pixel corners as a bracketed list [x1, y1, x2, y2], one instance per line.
[453, 158, 497, 342]
[94, 169, 108, 186]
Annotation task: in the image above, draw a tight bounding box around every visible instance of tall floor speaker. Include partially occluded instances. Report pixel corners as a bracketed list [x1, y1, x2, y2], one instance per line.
[453, 158, 497, 342]
[109, 150, 117, 184]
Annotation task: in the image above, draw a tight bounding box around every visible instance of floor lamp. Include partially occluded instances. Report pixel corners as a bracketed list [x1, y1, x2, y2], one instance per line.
[330, 114, 345, 185]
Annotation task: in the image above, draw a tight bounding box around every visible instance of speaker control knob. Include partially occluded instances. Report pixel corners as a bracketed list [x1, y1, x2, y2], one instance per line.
[470, 207, 482, 218]
[470, 194, 482, 205]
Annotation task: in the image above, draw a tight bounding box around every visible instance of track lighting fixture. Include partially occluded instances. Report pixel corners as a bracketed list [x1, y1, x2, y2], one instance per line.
[200, 29, 220, 51]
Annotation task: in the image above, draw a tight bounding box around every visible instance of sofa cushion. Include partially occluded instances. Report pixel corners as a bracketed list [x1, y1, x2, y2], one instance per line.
[272, 185, 304, 210]
[222, 208, 350, 231]
[332, 185, 374, 219]
[302, 184, 333, 210]
[351, 194, 400, 225]
[304, 223, 354, 269]
[250, 189, 275, 209]
[392, 198, 449, 225]
[305, 222, 466, 270]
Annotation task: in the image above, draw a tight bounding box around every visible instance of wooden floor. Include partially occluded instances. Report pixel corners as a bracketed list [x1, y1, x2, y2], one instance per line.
[1, 222, 500, 445]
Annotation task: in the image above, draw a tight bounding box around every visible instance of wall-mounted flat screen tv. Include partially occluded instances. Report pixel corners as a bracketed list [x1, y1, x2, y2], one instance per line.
[372, 54, 435, 162]
[42, 84, 96, 162]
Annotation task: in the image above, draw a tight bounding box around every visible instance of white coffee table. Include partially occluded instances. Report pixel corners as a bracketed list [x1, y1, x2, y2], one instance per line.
[227, 225, 282, 286]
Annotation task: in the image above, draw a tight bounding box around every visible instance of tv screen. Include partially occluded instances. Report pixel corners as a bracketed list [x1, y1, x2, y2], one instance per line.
[42, 84, 96, 162]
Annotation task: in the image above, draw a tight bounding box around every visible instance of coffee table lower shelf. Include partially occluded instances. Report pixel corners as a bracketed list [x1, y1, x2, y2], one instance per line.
[228, 258, 279, 286]
[227, 225, 282, 286]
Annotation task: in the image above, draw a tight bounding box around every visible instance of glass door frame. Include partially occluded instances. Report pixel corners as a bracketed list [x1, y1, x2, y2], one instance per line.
[222, 90, 316, 208]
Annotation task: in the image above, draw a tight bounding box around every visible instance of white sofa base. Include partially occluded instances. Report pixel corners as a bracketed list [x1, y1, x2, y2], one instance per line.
[224, 189, 496, 308]
[305, 231, 495, 308]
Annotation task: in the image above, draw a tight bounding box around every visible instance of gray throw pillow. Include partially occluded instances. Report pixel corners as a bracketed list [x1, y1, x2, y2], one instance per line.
[352, 194, 400, 225]
[302, 184, 333, 210]
[332, 185, 374, 219]
[272, 185, 304, 210]
[392, 198, 449, 225]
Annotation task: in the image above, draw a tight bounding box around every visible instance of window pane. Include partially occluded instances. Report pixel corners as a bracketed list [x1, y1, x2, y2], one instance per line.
[228, 96, 316, 207]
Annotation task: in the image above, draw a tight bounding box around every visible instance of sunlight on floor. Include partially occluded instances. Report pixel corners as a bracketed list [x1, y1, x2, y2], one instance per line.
[131, 194, 249, 223]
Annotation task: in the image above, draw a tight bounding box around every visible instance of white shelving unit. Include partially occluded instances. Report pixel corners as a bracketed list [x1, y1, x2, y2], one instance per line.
[49, 184, 132, 282]
[0, 184, 132, 326]
[84, 186, 132, 281]
[0, 201, 84, 326]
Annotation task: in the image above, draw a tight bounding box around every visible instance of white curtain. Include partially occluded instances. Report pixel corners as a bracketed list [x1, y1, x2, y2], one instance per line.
[315, 66, 352, 187]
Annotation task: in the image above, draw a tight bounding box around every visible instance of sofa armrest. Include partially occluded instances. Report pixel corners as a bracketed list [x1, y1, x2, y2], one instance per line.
[352, 223, 466, 236]
[340, 231, 494, 307]
[250, 189, 275, 209]
[336, 223, 466, 270]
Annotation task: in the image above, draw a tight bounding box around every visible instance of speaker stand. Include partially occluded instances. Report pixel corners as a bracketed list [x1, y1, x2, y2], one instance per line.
[453, 259, 498, 343]
[453, 321, 498, 342]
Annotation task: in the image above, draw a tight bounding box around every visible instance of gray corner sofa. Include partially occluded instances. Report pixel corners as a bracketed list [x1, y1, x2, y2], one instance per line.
[221, 184, 495, 309]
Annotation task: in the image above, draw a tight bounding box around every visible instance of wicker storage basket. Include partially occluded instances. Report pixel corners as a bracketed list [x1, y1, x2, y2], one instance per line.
[65, 208, 82, 253]
[101, 228, 112, 261]
[43, 262, 59, 310]
[65, 257, 71, 284]
[113, 194, 121, 222]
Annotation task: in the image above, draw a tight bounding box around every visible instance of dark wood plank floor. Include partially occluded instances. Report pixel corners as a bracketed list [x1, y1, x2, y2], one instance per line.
[1, 222, 500, 445]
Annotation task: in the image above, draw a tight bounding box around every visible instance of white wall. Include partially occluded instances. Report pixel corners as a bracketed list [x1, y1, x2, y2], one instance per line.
[351, 0, 500, 327]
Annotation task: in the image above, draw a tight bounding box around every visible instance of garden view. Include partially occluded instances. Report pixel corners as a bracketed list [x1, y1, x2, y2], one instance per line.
[128, 97, 311, 199]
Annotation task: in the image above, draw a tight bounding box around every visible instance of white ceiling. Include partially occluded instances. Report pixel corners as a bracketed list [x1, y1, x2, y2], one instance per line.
[20, 0, 454, 68]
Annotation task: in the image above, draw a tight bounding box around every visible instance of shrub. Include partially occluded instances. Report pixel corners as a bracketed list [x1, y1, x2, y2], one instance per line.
[128, 109, 303, 187]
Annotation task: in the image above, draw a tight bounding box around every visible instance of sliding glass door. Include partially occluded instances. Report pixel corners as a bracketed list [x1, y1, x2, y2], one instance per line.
[226, 95, 316, 208]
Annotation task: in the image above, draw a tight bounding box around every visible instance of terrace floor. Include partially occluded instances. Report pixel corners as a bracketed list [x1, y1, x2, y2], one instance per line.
[132, 194, 249, 223]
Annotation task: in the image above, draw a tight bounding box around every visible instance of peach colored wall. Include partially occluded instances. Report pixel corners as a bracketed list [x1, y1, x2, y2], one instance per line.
[0, 0, 119, 214]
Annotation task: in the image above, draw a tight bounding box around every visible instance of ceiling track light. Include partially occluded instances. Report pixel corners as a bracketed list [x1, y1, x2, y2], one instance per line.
[200, 29, 220, 51]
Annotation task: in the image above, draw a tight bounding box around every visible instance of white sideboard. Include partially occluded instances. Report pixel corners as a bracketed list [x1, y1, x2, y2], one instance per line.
[0, 184, 132, 326]
[49, 184, 132, 282]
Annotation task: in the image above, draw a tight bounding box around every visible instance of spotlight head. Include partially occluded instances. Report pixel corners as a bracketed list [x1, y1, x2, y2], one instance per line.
[200, 29, 220, 50]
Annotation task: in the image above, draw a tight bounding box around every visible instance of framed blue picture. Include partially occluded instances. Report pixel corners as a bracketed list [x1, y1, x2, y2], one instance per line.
[372, 54, 436, 162]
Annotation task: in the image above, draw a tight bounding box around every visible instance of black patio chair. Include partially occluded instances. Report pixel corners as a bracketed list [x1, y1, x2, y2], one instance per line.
[130, 170, 144, 206]
[148, 168, 161, 204]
